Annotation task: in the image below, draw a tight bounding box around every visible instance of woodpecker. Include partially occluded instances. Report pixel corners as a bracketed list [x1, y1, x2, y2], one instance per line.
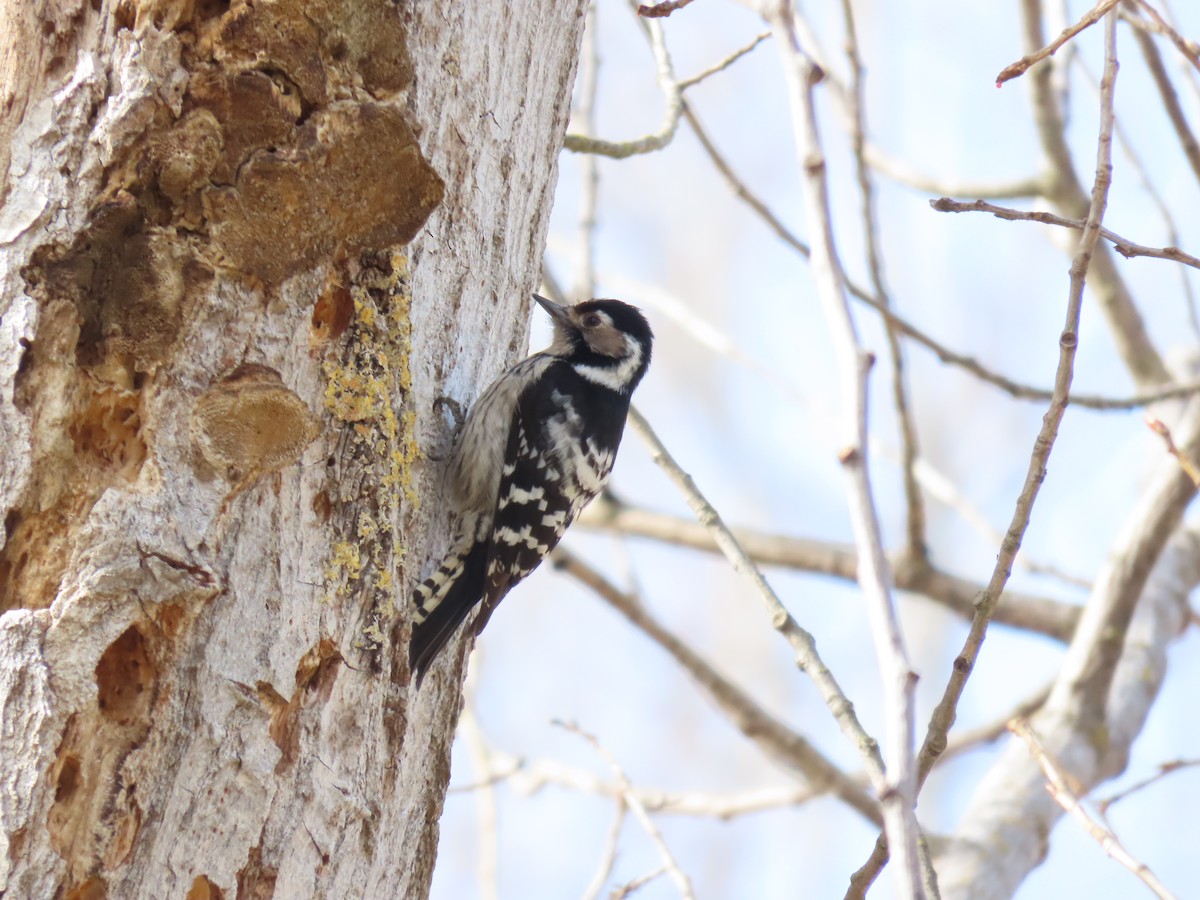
[410, 294, 653, 684]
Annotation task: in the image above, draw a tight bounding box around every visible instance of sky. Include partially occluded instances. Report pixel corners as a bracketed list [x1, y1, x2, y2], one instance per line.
[429, 1, 1200, 898]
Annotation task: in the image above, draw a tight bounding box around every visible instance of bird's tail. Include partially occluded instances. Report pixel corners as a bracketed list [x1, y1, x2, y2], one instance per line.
[410, 534, 488, 686]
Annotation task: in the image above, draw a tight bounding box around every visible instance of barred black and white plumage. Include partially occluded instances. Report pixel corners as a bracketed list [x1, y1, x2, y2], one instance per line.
[410, 295, 653, 684]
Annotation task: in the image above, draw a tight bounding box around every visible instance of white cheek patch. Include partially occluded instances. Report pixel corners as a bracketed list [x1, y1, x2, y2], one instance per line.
[573, 341, 643, 393]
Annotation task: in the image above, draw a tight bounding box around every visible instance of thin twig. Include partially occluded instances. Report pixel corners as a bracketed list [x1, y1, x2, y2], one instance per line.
[862, 283, 1200, 410]
[1145, 414, 1200, 486]
[840, 0, 927, 566]
[930, 197, 1200, 271]
[678, 32, 772, 91]
[1127, 0, 1200, 73]
[1010, 719, 1180, 900]
[612, 868, 667, 898]
[460, 682, 1050, 818]
[577, 494, 1081, 641]
[627, 408, 895, 795]
[581, 797, 627, 900]
[480, 749, 838, 818]
[637, 0, 695, 18]
[911, 459, 1091, 589]
[924, 0, 1119, 813]
[937, 518, 1200, 892]
[1020, 0, 1169, 388]
[680, 101, 811, 255]
[682, 98, 1192, 410]
[1152, 0, 1200, 102]
[557, 721, 696, 900]
[552, 546, 884, 826]
[940, 683, 1053, 762]
[1123, 15, 1200, 199]
[1096, 758, 1200, 816]
[1073, 34, 1200, 336]
[996, 0, 1120, 85]
[564, 13, 682, 158]
[849, 8, 1122, 895]
[864, 144, 1046, 199]
[768, 8, 926, 896]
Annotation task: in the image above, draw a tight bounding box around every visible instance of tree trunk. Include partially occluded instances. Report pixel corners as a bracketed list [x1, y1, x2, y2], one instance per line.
[0, 1, 585, 896]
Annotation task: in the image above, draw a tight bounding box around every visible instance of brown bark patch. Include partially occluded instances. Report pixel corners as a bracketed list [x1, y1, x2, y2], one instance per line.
[46, 614, 184, 883]
[259, 637, 343, 773]
[202, 0, 414, 104]
[68, 379, 147, 481]
[0, 497, 90, 611]
[182, 70, 299, 187]
[310, 279, 354, 346]
[102, 797, 142, 869]
[190, 363, 321, 483]
[204, 104, 444, 285]
[148, 106, 225, 206]
[95, 626, 156, 725]
[187, 874, 226, 900]
[0, 369, 146, 611]
[235, 844, 276, 900]
[24, 193, 196, 375]
[63, 875, 108, 900]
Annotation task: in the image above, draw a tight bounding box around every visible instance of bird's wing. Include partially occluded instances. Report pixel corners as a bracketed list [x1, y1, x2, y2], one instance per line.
[480, 378, 591, 616]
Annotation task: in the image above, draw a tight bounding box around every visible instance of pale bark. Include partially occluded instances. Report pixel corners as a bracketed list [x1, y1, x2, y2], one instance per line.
[0, 1, 586, 897]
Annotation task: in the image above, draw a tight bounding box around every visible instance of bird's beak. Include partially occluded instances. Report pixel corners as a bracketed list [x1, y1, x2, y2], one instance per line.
[533, 293, 572, 326]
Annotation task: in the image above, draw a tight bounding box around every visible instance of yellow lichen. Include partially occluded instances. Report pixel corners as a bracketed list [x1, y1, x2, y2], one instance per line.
[319, 251, 422, 642]
[329, 542, 362, 584]
[360, 622, 385, 647]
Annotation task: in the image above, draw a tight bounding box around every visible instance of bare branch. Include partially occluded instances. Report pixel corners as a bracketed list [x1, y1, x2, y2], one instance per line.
[863, 144, 1046, 199]
[557, 721, 696, 900]
[478, 751, 835, 818]
[581, 798, 627, 900]
[767, 7, 925, 896]
[564, 14, 682, 158]
[1126, 0, 1200, 73]
[612, 868, 667, 898]
[1019, 0, 1169, 386]
[853, 7, 1123, 894]
[938, 518, 1200, 896]
[627, 408, 901, 803]
[683, 100, 1189, 410]
[860, 282, 1200, 410]
[1124, 16, 1200, 194]
[940, 683, 1052, 762]
[1097, 759, 1200, 815]
[1010, 719, 1180, 900]
[552, 546, 884, 826]
[840, 0, 927, 566]
[637, 0, 696, 18]
[996, 0, 1120, 85]
[930, 197, 1200, 271]
[578, 494, 1081, 641]
[927, 0, 1118, 805]
[678, 33, 771, 91]
[912, 459, 1091, 589]
[1071, 38, 1200, 335]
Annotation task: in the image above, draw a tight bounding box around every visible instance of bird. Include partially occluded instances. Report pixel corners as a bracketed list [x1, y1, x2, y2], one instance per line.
[409, 294, 653, 684]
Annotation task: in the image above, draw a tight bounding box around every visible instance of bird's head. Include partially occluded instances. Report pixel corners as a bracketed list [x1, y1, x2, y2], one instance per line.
[534, 294, 653, 394]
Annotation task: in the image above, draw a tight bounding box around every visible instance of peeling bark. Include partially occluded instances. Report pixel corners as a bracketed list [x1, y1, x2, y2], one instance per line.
[0, 1, 586, 896]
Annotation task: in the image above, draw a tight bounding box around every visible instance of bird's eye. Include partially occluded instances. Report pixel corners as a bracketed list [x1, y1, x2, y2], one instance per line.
[582, 313, 603, 328]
